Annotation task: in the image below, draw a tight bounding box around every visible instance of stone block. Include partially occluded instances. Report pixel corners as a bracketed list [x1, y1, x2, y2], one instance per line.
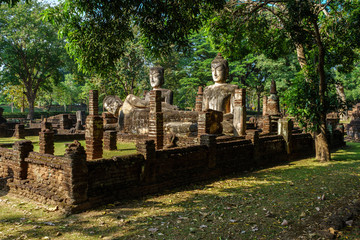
[14, 124, 25, 139]
[198, 109, 223, 137]
[233, 88, 246, 136]
[104, 130, 117, 150]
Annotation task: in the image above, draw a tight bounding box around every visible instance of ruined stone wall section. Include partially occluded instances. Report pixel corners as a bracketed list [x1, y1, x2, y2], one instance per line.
[215, 139, 254, 170]
[22, 152, 70, 204]
[0, 141, 89, 210]
[291, 133, 315, 158]
[0, 131, 345, 212]
[86, 154, 145, 205]
[0, 147, 19, 189]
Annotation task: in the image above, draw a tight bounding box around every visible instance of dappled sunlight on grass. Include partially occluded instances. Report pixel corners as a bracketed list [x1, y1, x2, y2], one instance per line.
[1, 142, 360, 239]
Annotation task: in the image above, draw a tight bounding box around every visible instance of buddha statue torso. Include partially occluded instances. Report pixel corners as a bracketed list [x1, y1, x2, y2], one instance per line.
[202, 53, 238, 114]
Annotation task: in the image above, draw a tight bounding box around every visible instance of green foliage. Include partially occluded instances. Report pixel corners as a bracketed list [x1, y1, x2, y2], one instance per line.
[206, 0, 360, 133]
[0, 1, 68, 119]
[0, 0, 27, 7]
[335, 64, 360, 104]
[44, 0, 226, 75]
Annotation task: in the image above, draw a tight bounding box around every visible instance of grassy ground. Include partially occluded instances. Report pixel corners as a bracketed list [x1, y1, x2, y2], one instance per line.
[0, 137, 136, 157]
[0, 143, 360, 239]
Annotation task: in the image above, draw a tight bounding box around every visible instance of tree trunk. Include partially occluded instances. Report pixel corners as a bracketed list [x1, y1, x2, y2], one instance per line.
[47, 101, 52, 112]
[257, 92, 261, 115]
[295, 43, 307, 70]
[295, 38, 331, 161]
[27, 98, 35, 120]
[313, 19, 331, 161]
[315, 131, 330, 162]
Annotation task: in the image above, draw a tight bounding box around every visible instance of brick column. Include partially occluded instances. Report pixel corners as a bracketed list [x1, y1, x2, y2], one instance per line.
[278, 118, 293, 154]
[136, 140, 156, 160]
[14, 124, 25, 139]
[262, 115, 272, 134]
[60, 114, 70, 129]
[102, 112, 118, 130]
[148, 90, 164, 150]
[39, 121, 54, 155]
[198, 109, 223, 138]
[13, 140, 33, 182]
[195, 86, 203, 112]
[246, 130, 260, 166]
[104, 130, 117, 150]
[136, 140, 156, 183]
[85, 90, 103, 160]
[234, 88, 246, 136]
[76, 110, 86, 125]
[64, 140, 88, 206]
[262, 95, 268, 116]
[200, 134, 217, 168]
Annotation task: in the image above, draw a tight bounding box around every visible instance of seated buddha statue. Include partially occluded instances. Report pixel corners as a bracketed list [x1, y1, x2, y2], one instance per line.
[202, 53, 238, 114]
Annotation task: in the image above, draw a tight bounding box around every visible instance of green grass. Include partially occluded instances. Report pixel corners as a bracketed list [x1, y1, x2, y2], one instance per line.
[1, 142, 360, 239]
[0, 137, 136, 157]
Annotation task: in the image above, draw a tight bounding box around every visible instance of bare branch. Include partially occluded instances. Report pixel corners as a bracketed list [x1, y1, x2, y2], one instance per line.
[317, 0, 332, 15]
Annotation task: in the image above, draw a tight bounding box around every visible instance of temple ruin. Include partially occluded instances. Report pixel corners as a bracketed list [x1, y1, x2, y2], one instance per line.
[0, 53, 347, 212]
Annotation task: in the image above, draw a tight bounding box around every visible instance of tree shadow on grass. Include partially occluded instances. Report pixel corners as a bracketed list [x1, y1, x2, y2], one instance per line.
[1, 143, 360, 239]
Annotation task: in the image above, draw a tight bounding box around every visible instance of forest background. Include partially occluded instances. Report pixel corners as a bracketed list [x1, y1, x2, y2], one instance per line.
[1, 0, 359, 117]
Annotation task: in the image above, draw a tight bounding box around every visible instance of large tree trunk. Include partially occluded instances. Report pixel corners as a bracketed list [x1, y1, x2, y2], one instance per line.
[27, 97, 35, 120]
[295, 40, 331, 161]
[315, 131, 330, 162]
[313, 19, 331, 161]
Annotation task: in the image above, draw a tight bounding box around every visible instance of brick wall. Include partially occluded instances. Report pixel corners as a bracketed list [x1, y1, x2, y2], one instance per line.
[15, 152, 71, 205]
[0, 147, 17, 190]
[86, 154, 145, 206]
[291, 133, 314, 158]
[0, 130, 344, 213]
[53, 133, 85, 141]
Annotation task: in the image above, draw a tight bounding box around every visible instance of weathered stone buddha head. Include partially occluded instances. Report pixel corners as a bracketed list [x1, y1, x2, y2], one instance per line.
[103, 95, 123, 116]
[150, 66, 165, 89]
[211, 53, 229, 84]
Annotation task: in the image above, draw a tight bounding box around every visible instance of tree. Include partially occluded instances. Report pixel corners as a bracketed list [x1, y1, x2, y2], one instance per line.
[3, 83, 27, 111]
[207, 0, 360, 161]
[0, 0, 27, 6]
[0, 1, 67, 119]
[335, 63, 360, 104]
[44, 0, 226, 75]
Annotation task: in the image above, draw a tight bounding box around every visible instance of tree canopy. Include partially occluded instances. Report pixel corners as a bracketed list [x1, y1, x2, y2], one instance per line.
[0, 1, 67, 119]
[44, 0, 226, 75]
[205, 0, 360, 161]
